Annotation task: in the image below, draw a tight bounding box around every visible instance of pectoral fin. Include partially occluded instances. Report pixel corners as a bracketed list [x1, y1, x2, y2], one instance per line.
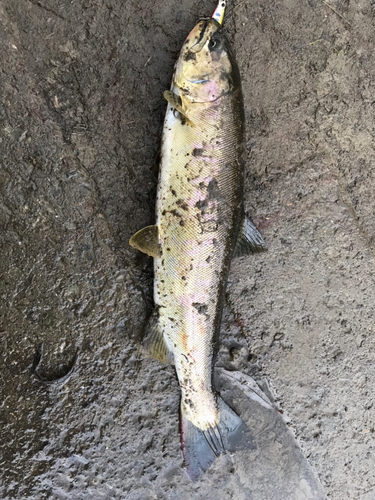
[164, 91, 194, 126]
[141, 309, 174, 364]
[129, 225, 160, 258]
[233, 215, 267, 258]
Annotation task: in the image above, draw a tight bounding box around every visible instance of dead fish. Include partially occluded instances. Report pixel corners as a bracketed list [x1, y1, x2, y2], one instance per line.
[130, 0, 266, 480]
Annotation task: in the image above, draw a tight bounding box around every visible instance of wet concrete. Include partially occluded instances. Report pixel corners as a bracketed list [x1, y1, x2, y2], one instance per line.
[1, 0, 375, 498]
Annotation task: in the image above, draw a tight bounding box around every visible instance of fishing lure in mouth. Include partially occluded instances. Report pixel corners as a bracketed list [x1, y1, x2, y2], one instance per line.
[212, 0, 226, 24]
[130, 0, 266, 480]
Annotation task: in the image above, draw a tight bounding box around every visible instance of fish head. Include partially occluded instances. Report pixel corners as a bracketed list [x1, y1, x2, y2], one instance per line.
[173, 19, 238, 103]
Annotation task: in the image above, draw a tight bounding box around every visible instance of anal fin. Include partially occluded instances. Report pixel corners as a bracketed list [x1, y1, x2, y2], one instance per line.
[129, 225, 160, 258]
[141, 310, 174, 364]
[233, 215, 267, 258]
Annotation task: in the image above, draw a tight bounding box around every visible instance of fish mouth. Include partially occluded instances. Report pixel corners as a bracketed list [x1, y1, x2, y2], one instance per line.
[189, 0, 226, 54]
[189, 20, 210, 53]
[196, 21, 209, 45]
[189, 19, 221, 54]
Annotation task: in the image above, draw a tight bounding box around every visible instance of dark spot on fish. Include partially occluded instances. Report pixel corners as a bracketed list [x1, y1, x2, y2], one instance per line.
[195, 199, 207, 210]
[192, 148, 203, 157]
[180, 220, 185, 226]
[220, 69, 233, 87]
[168, 317, 175, 322]
[176, 199, 189, 211]
[171, 189, 177, 196]
[182, 276, 186, 280]
[206, 255, 211, 263]
[199, 181, 206, 189]
[193, 303, 208, 316]
[208, 179, 220, 200]
[190, 264, 193, 270]
[167, 248, 171, 252]
[170, 209, 181, 217]
[198, 215, 219, 233]
[184, 398, 194, 408]
[213, 238, 218, 246]
[162, 210, 166, 215]
[184, 51, 196, 62]
[162, 259, 165, 265]
[187, 177, 191, 182]
[219, 70, 229, 83]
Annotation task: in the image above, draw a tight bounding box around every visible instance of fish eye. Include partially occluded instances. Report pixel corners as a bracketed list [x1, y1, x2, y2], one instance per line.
[208, 33, 222, 51]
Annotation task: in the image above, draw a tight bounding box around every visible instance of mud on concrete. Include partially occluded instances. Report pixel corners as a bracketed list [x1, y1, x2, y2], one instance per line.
[1, 0, 375, 498]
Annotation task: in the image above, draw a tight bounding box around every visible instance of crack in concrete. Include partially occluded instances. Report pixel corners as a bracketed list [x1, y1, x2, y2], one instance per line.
[27, 0, 67, 21]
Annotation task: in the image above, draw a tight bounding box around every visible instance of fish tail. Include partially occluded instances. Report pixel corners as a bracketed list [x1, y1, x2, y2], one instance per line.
[180, 397, 253, 481]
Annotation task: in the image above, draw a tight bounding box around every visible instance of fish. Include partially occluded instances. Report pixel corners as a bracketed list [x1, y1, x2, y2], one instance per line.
[129, 0, 266, 480]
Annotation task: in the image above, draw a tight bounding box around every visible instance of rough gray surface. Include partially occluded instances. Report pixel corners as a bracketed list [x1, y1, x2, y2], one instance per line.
[1, 0, 374, 498]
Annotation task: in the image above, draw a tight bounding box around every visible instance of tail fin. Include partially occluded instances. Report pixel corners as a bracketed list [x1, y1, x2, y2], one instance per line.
[180, 397, 253, 481]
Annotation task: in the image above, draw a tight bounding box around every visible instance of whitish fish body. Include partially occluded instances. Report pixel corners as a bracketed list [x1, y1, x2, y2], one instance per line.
[155, 25, 246, 430]
[129, 0, 266, 480]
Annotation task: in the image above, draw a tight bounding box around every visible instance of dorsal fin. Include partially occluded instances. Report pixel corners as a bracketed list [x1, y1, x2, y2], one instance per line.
[233, 215, 267, 258]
